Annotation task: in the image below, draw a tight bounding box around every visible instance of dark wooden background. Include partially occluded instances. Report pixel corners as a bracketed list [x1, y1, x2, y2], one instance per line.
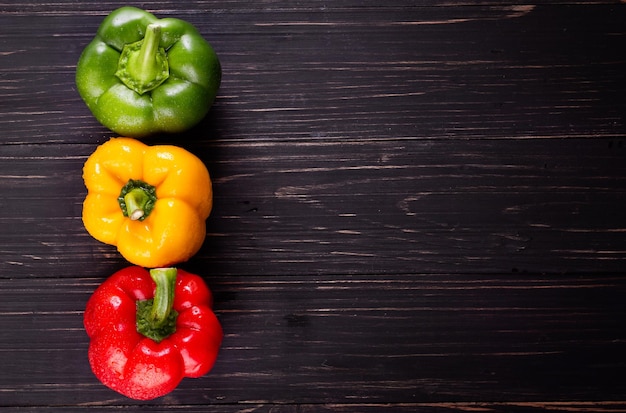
[1, 1, 626, 411]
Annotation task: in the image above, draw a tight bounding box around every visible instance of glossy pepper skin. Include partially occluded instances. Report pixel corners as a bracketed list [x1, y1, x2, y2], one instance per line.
[84, 266, 223, 400]
[76, 6, 221, 137]
[82, 137, 212, 268]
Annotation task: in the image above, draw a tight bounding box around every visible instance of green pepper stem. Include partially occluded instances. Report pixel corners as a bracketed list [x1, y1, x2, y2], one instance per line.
[149, 268, 177, 328]
[135, 24, 162, 85]
[115, 24, 170, 95]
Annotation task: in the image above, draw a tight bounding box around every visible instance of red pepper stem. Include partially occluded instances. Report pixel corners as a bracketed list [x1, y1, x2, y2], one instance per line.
[148, 267, 177, 329]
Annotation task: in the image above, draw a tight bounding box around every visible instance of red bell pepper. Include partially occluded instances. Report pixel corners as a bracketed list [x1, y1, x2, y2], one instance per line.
[84, 266, 223, 400]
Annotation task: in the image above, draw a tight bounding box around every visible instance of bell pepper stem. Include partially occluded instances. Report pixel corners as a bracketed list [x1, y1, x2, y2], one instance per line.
[115, 24, 169, 95]
[149, 268, 177, 328]
[118, 179, 157, 222]
[135, 24, 163, 85]
[124, 188, 149, 221]
[136, 267, 178, 342]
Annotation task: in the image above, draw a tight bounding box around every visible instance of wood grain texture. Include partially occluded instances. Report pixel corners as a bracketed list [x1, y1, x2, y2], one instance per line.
[2, 138, 625, 277]
[1, 0, 626, 411]
[1, 274, 625, 407]
[1, 3, 624, 143]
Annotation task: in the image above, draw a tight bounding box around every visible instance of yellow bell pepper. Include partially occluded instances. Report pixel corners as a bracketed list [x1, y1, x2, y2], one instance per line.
[82, 137, 212, 268]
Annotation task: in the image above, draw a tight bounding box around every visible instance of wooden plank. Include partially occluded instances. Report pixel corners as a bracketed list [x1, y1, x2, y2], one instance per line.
[2, 137, 626, 277]
[0, 4, 624, 143]
[0, 274, 625, 406]
[2, 403, 626, 413]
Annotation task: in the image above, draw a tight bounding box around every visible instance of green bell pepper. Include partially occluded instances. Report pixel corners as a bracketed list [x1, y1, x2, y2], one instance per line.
[76, 7, 221, 137]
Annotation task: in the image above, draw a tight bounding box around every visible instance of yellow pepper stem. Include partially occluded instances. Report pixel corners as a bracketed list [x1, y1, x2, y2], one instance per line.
[124, 189, 149, 220]
[118, 179, 157, 221]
